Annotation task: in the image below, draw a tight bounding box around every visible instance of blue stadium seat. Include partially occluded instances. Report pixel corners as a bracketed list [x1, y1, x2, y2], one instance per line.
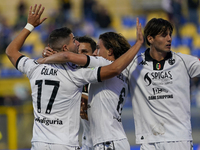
[171, 36, 181, 48]
[122, 16, 136, 28]
[181, 37, 193, 48]
[0, 68, 10, 77]
[11, 69, 23, 77]
[21, 44, 34, 55]
[197, 26, 200, 34]
[34, 25, 42, 32]
[138, 16, 146, 27]
[122, 16, 147, 28]
[191, 48, 200, 58]
[1, 68, 23, 78]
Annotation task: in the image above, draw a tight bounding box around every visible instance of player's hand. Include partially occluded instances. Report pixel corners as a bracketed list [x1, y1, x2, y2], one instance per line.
[42, 46, 57, 58]
[80, 97, 88, 120]
[136, 17, 144, 45]
[28, 4, 47, 27]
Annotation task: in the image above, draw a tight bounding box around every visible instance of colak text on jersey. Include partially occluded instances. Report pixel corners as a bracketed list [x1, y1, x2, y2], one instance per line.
[41, 66, 58, 76]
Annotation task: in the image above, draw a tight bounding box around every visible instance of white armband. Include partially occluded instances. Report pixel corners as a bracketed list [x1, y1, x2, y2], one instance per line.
[24, 23, 34, 32]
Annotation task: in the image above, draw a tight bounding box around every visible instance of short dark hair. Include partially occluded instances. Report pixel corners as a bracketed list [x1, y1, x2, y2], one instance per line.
[75, 36, 96, 53]
[144, 18, 173, 46]
[99, 32, 131, 59]
[48, 27, 72, 51]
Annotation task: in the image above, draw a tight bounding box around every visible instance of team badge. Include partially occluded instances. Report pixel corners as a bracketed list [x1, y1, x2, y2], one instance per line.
[156, 63, 161, 70]
[168, 58, 175, 65]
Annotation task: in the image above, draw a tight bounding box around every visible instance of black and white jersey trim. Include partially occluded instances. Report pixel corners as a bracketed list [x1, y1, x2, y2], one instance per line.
[82, 55, 90, 68]
[16, 55, 25, 70]
[97, 67, 102, 82]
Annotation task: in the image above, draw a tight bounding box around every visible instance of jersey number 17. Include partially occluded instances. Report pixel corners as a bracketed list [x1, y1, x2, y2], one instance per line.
[35, 79, 60, 114]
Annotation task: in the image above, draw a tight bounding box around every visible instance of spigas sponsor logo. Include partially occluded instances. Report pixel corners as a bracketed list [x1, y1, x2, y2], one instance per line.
[144, 71, 172, 86]
[35, 117, 63, 126]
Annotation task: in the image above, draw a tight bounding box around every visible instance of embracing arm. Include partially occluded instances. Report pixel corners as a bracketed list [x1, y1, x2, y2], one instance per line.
[99, 18, 143, 81]
[5, 4, 47, 67]
[38, 50, 88, 66]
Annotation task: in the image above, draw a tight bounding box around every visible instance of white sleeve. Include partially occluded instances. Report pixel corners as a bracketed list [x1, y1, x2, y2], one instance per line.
[17, 56, 39, 78]
[68, 67, 101, 86]
[177, 53, 200, 78]
[87, 56, 112, 67]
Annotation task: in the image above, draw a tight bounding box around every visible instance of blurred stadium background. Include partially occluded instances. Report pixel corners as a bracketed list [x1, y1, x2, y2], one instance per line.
[0, 0, 200, 149]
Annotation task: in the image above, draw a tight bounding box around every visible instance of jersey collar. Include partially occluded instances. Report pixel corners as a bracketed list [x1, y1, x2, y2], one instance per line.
[144, 48, 173, 70]
[145, 48, 172, 61]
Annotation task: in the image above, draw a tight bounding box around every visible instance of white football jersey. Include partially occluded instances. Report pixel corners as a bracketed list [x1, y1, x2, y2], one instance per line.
[125, 49, 200, 144]
[86, 56, 128, 146]
[81, 85, 93, 148]
[81, 119, 93, 148]
[17, 56, 100, 146]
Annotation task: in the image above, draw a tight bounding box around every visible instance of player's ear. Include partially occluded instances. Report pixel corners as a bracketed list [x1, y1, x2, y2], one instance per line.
[147, 35, 153, 44]
[108, 49, 113, 56]
[62, 44, 68, 51]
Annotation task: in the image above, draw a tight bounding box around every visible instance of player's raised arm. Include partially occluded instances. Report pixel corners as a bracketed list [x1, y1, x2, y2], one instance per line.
[99, 18, 143, 81]
[6, 4, 47, 67]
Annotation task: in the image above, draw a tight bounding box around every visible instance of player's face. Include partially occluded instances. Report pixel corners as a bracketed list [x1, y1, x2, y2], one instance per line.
[150, 29, 172, 53]
[67, 33, 80, 54]
[96, 39, 109, 59]
[78, 43, 93, 56]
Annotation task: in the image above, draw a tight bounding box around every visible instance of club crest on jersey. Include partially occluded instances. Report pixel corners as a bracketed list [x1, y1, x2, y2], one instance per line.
[156, 63, 161, 70]
[168, 58, 175, 65]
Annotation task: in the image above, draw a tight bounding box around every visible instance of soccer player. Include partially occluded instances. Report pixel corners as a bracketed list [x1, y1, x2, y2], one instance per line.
[43, 35, 96, 150]
[37, 18, 143, 150]
[124, 18, 198, 150]
[5, 4, 143, 150]
[86, 32, 131, 150]
[76, 36, 96, 56]
[76, 36, 96, 150]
